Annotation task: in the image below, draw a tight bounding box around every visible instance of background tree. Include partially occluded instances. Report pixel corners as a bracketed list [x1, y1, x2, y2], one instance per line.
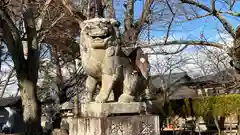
[0, 0, 79, 134]
[141, 0, 239, 70]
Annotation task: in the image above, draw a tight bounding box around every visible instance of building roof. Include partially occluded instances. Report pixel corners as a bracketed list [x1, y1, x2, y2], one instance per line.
[151, 72, 193, 89]
[169, 86, 198, 100]
[150, 69, 237, 99]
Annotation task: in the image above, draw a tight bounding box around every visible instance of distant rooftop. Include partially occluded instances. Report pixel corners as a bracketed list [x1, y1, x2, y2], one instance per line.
[151, 72, 192, 89]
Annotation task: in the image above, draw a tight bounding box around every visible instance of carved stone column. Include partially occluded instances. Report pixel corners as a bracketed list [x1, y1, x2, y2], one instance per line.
[67, 102, 162, 135]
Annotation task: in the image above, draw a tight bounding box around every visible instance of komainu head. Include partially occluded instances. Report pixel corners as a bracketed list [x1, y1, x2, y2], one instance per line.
[80, 18, 120, 49]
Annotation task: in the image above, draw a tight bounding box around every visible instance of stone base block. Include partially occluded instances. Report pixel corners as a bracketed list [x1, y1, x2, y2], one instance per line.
[78, 101, 164, 117]
[69, 115, 160, 135]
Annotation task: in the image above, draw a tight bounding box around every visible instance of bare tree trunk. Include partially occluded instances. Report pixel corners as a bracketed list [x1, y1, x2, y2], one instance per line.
[214, 116, 225, 135]
[0, 4, 42, 134]
[219, 116, 225, 135]
[21, 5, 42, 134]
[53, 44, 63, 88]
[214, 116, 221, 135]
[16, 53, 42, 135]
[19, 78, 42, 135]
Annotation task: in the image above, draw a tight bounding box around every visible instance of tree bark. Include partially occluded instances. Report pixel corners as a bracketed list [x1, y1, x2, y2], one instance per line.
[19, 73, 42, 135]
[0, 5, 42, 135]
[219, 116, 225, 135]
[21, 5, 42, 134]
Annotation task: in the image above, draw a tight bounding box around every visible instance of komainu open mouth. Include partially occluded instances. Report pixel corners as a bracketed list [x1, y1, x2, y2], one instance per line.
[91, 33, 111, 39]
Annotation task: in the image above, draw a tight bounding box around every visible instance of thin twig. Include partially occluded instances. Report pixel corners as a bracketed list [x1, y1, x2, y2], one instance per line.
[181, 13, 212, 22]
[36, 0, 52, 31]
[136, 40, 224, 49]
[0, 68, 14, 97]
[163, 0, 175, 45]
[180, 0, 235, 37]
[38, 12, 66, 44]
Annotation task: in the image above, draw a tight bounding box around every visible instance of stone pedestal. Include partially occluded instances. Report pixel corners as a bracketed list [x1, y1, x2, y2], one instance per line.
[65, 101, 163, 135]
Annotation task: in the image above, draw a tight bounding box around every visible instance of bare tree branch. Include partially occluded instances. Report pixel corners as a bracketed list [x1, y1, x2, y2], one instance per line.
[181, 13, 212, 22]
[36, 0, 52, 31]
[0, 9, 26, 73]
[103, 0, 115, 18]
[0, 68, 14, 97]
[180, 0, 235, 38]
[230, 0, 236, 10]
[225, 10, 240, 17]
[139, 40, 224, 49]
[38, 12, 66, 44]
[135, 0, 154, 30]
[181, 0, 212, 12]
[163, 0, 175, 45]
[212, 0, 216, 13]
[124, 0, 134, 31]
[0, 9, 21, 46]
[23, 6, 38, 53]
[60, 0, 86, 21]
[146, 45, 188, 55]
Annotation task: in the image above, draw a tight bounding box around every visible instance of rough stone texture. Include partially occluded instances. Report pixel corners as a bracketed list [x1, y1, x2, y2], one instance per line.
[69, 115, 160, 135]
[80, 102, 145, 117]
[61, 101, 164, 117]
[52, 129, 68, 135]
[62, 102, 163, 135]
[79, 101, 164, 117]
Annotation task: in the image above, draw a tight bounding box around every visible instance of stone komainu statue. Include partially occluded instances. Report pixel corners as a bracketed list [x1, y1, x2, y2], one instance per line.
[79, 18, 150, 103]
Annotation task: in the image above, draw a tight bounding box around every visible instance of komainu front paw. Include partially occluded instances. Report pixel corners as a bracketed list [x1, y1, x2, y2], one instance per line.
[95, 94, 108, 103]
[118, 94, 134, 103]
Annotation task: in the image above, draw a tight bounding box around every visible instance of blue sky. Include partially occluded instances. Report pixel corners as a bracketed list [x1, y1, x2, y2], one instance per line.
[113, 0, 240, 44]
